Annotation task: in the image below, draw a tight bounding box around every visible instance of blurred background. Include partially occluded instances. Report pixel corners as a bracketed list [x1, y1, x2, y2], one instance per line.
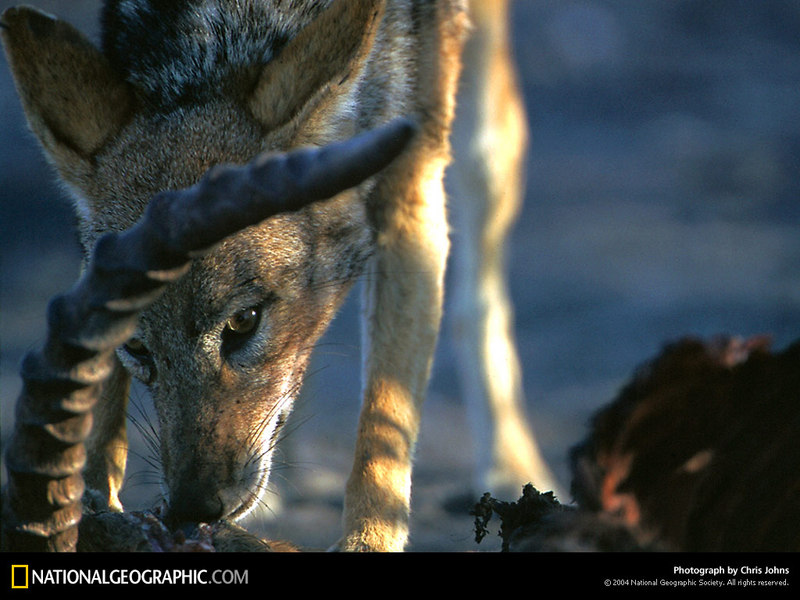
[2, 1, 799, 551]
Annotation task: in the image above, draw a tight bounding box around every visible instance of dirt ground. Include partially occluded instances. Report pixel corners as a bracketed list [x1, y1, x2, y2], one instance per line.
[2, 1, 800, 552]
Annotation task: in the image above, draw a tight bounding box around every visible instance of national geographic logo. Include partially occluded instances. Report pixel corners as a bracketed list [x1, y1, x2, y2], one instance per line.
[7, 564, 248, 587]
[11, 565, 28, 589]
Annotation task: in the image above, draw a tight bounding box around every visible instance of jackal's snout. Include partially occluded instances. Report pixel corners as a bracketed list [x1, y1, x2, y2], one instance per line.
[159, 408, 280, 528]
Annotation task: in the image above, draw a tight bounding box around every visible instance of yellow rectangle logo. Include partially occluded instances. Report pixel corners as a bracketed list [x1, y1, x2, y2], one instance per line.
[11, 565, 29, 589]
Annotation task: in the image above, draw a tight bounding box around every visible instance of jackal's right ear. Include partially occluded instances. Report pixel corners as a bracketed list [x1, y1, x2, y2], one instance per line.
[248, 0, 384, 141]
[1, 7, 131, 167]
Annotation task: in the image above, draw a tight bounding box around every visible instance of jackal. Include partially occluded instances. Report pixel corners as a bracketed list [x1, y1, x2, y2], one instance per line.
[2, 0, 559, 551]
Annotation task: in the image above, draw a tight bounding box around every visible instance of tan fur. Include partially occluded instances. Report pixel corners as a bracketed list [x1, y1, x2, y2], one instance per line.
[2, 0, 556, 551]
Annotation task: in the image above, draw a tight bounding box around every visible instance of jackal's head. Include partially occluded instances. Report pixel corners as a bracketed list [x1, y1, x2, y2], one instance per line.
[2, 0, 387, 526]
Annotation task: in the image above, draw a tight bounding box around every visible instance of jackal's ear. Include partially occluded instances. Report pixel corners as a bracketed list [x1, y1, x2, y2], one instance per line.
[1, 7, 132, 164]
[248, 0, 384, 140]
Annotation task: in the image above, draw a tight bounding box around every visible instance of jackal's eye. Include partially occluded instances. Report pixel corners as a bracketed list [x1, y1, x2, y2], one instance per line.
[222, 306, 262, 357]
[118, 336, 155, 383]
[226, 307, 260, 335]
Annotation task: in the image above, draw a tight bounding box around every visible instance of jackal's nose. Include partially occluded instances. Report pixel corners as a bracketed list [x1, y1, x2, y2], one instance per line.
[166, 485, 225, 528]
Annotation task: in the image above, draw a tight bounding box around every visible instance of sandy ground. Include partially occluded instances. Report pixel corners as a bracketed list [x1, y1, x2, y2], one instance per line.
[2, 1, 800, 552]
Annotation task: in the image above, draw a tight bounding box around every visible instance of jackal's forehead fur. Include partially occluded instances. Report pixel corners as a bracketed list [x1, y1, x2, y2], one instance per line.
[82, 100, 266, 239]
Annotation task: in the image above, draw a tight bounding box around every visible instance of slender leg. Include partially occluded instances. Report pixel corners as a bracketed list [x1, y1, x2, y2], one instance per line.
[341, 1, 468, 551]
[449, 0, 563, 500]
